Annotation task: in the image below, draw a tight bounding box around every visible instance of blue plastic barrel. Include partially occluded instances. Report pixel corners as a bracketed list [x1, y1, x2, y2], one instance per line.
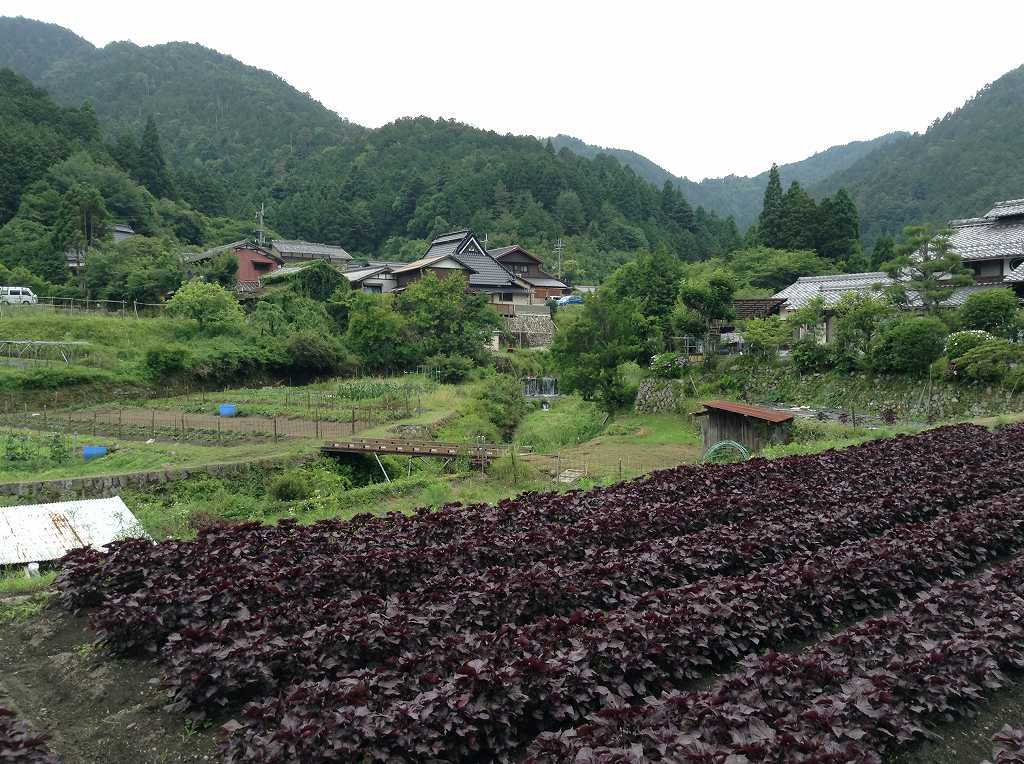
[219, 403, 238, 417]
[82, 446, 108, 462]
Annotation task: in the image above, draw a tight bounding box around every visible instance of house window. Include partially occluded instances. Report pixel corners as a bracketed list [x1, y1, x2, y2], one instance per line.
[362, 285, 382, 294]
[499, 292, 514, 302]
[253, 261, 272, 272]
[510, 264, 528, 274]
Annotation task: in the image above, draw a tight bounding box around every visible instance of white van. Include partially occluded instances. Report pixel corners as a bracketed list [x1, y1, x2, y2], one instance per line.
[0, 287, 38, 305]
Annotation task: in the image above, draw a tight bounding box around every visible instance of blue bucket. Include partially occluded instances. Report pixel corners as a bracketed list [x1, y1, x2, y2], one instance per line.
[219, 403, 238, 417]
[82, 446, 108, 462]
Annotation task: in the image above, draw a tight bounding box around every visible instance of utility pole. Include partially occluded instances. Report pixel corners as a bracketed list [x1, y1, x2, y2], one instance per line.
[255, 203, 266, 248]
[553, 238, 564, 280]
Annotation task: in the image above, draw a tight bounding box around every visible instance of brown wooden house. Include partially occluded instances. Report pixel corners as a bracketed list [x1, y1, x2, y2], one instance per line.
[488, 245, 571, 299]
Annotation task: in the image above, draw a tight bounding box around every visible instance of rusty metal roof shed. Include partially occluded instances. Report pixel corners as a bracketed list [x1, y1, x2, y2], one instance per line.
[0, 497, 147, 565]
[699, 400, 795, 424]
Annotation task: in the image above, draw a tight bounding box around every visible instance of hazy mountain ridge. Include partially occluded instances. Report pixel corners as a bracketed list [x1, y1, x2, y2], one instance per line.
[550, 132, 907, 228]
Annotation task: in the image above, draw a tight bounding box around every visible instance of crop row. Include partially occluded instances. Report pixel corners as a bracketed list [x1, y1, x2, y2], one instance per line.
[159, 454, 1024, 714]
[0, 708, 59, 764]
[218, 487, 1024, 762]
[984, 727, 1024, 764]
[529, 552, 1024, 762]
[59, 424, 1015, 657]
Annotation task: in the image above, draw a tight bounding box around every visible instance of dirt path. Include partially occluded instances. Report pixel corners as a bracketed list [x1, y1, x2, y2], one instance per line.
[0, 600, 216, 763]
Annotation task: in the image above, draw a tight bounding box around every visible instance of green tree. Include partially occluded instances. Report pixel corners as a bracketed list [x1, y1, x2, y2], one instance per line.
[883, 225, 973, 313]
[54, 181, 107, 256]
[604, 250, 684, 335]
[84, 236, 183, 303]
[958, 287, 1020, 338]
[289, 259, 346, 302]
[742, 316, 788, 357]
[758, 164, 785, 248]
[136, 115, 175, 199]
[551, 290, 648, 411]
[778, 181, 818, 251]
[815, 188, 860, 262]
[201, 251, 239, 288]
[473, 374, 529, 439]
[0, 218, 65, 282]
[870, 234, 895, 270]
[166, 279, 245, 332]
[672, 271, 736, 339]
[344, 293, 414, 372]
[831, 291, 895, 366]
[395, 272, 500, 361]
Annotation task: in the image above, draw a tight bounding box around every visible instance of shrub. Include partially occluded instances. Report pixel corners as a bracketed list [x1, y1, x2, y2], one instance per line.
[474, 374, 529, 437]
[945, 330, 997, 360]
[958, 288, 1021, 338]
[166, 280, 246, 333]
[423, 354, 475, 383]
[268, 471, 311, 501]
[649, 352, 686, 379]
[144, 345, 189, 379]
[953, 339, 1024, 383]
[284, 332, 349, 378]
[790, 337, 832, 373]
[869, 316, 947, 375]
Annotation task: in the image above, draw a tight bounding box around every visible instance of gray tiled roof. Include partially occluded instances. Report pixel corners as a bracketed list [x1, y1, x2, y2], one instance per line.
[773, 273, 893, 310]
[420, 231, 524, 291]
[948, 216, 1024, 262]
[343, 266, 392, 283]
[1006, 262, 1024, 283]
[487, 245, 518, 258]
[523, 276, 569, 289]
[986, 199, 1024, 219]
[390, 254, 475, 275]
[272, 239, 353, 260]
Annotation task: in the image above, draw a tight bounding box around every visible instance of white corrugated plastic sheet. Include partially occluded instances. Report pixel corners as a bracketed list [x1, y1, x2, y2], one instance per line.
[0, 496, 148, 565]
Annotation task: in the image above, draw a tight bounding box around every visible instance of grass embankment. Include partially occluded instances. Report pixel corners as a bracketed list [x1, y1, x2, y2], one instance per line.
[0, 426, 319, 484]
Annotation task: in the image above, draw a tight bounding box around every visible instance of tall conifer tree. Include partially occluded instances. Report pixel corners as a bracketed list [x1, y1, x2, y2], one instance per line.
[136, 115, 175, 199]
[758, 163, 784, 247]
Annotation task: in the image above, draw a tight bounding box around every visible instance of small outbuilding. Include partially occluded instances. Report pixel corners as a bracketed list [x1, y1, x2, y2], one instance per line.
[694, 400, 795, 455]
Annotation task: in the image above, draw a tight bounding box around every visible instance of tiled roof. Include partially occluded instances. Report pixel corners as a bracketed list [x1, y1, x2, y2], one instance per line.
[390, 254, 475, 275]
[487, 245, 518, 258]
[272, 239, 352, 260]
[523, 276, 570, 289]
[986, 198, 1024, 219]
[343, 266, 392, 283]
[773, 273, 893, 310]
[1007, 262, 1024, 283]
[733, 298, 786, 320]
[419, 230, 523, 291]
[948, 216, 1024, 262]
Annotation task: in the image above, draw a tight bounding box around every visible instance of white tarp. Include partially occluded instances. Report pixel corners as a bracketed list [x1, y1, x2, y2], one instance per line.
[0, 496, 146, 565]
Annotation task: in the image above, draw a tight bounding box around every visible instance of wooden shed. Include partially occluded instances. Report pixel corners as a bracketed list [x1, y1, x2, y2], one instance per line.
[694, 400, 795, 455]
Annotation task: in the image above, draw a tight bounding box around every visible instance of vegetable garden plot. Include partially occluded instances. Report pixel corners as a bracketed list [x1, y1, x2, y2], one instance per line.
[53, 424, 1024, 763]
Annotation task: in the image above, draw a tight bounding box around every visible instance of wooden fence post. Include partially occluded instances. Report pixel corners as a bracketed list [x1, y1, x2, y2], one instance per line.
[118, 408, 123, 440]
[351, 408, 356, 434]
[151, 410, 156, 438]
[273, 417, 278, 443]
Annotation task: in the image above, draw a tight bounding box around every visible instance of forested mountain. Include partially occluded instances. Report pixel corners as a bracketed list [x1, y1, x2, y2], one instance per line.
[0, 17, 742, 283]
[812, 65, 1024, 244]
[550, 132, 906, 229]
[0, 16, 364, 219]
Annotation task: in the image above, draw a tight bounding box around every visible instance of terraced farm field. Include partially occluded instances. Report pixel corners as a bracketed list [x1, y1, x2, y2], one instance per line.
[14, 424, 1024, 762]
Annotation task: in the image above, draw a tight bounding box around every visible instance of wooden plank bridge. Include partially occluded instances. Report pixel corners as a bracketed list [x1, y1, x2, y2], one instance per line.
[321, 437, 507, 463]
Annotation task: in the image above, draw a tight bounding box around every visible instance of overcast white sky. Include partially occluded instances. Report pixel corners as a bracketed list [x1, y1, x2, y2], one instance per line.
[5, 0, 1024, 180]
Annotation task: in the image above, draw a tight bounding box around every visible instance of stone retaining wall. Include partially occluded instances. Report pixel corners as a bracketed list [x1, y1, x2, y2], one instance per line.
[0, 455, 303, 501]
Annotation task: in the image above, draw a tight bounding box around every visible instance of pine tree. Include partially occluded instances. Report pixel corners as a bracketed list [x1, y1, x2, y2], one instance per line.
[136, 115, 176, 199]
[758, 164, 785, 248]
